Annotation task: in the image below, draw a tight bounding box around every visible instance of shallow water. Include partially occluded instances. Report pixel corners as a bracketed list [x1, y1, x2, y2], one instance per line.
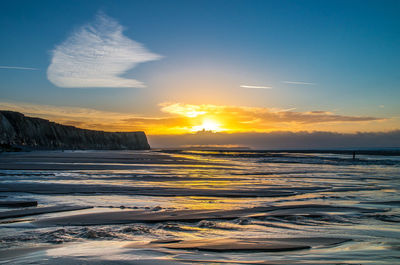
[0, 150, 399, 264]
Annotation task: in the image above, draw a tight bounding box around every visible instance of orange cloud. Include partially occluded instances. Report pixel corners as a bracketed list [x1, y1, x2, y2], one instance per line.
[0, 101, 392, 135]
[158, 102, 384, 133]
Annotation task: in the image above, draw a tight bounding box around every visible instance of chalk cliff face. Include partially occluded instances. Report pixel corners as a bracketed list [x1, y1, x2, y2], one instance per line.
[0, 111, 150, 150]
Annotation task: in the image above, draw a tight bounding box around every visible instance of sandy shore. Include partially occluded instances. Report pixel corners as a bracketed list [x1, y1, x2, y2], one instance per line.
[0, 150, 399, 264]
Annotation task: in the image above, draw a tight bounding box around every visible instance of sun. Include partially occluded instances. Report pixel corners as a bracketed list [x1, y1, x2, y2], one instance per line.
[191, 118, 223, 132]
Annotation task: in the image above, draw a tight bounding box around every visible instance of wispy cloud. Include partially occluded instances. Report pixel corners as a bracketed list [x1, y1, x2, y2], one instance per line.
[283, 81, 315, 85]
[160, 103, 382, 125]
[240, 85, 272, 89]
[160, 103, 206, 118]
[0, 101, 160, 132]
[0, 66, 38, 70]
[47, 12, 162, 88]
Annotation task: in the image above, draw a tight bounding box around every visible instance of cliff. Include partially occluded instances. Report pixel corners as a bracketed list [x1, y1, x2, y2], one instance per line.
[0, 110, 150, 151]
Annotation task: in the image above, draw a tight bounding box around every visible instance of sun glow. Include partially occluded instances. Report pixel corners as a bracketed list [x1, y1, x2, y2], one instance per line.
[191, 118, 223, 132]
[2, 101, 389, 135]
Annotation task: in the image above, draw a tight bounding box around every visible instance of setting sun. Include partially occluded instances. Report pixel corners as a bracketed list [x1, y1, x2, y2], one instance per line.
[191, 118, 223, 132]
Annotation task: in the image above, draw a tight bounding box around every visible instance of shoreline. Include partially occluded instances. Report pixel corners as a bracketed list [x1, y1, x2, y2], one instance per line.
[0, 149, 399, 264]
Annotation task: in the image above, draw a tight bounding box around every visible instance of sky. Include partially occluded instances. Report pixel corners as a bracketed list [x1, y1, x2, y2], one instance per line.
[0, 0, 399, 147]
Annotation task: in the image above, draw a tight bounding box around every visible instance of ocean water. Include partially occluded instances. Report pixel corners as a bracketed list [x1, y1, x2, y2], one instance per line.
[0, 150, 399, 264]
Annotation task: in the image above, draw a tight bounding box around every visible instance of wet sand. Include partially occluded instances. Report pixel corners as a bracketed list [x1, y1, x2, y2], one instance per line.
[0, 150, 399, 264]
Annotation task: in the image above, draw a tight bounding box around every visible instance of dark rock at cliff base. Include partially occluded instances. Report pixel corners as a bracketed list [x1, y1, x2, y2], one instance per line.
[0, 110, 150, 151]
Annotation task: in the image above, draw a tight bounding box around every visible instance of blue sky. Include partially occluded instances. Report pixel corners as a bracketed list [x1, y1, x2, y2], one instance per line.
[0, 0, 399, 135]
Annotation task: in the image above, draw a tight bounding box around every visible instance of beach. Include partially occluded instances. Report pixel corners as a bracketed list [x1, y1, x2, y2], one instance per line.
[0, 149, 399, 264]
